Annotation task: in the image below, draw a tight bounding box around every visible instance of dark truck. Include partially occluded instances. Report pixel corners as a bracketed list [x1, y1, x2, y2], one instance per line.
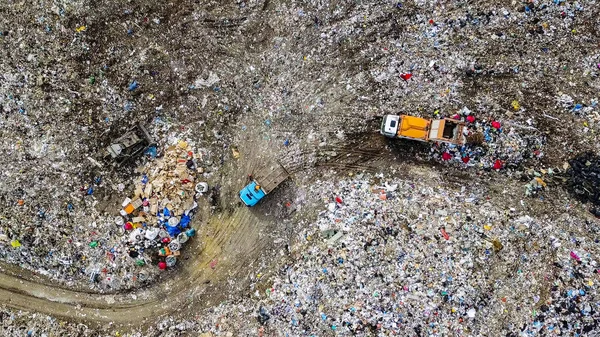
[104, 123, 154, 164]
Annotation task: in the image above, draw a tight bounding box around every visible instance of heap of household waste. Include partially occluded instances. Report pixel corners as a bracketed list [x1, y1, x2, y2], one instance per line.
[429, 108, 545, 170]
[186, 174, 599, 337]
[116, 140, 205, 270]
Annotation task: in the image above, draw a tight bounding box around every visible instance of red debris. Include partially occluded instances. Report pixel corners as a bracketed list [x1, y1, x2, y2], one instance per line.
[466, 115, 476, 123]
[491, 121, 501, 129]
[158, 261, 167, 270]
[570, 251, 581, 261]
[462, 156, 470, 164]
[442, 152, 452, 161]
[210, 258, 218, 269]
[493, 159, 503, 170]
[335, 196, 343, 204]
[400, 73, 412, 81]
[440, 228, 449, 240]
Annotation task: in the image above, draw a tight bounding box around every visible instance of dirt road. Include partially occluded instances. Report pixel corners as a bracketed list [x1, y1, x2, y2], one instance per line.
[0, 205, 274, 328]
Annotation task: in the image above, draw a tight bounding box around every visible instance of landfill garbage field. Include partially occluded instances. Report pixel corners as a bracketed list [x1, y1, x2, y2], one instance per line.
[0, 0, 599, 336]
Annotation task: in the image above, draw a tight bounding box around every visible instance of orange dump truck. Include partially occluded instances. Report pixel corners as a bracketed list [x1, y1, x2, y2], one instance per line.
[380, 115, 466, 145]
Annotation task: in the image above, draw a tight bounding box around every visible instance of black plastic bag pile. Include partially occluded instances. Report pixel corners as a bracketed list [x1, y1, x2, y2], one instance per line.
[568, 152, 600, 205]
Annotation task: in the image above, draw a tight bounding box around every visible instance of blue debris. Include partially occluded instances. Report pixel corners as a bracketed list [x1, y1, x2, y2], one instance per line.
[145, 146, 157, 158]
[185, 228, 196, 237]
[166, 223, 181, 237]
[179, 214, 191, 229]
[128, 80, 139, 91]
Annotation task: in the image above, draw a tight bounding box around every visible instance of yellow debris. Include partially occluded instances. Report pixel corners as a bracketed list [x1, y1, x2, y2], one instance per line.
[76, 26, 87, 33]
[534, 177, 547, 188]
[492, 239, 504, 252]
[511, 100, 520, 111]
[11, 240, 21, 248]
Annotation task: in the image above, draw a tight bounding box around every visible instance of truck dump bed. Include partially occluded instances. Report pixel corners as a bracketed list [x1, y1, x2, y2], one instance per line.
[398, 115, 430, 140]
[254, 163, 289, 194]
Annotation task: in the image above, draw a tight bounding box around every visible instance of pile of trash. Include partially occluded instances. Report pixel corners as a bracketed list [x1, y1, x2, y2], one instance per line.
[186, 174, 600, 336]
[567, 152, 600, 205]
[115, 140, 205, 270]
[1, 171, 599, 335]
[429, 109, 545, 170]
[0, 309, 97, 337]
[523, 168, 553, 197]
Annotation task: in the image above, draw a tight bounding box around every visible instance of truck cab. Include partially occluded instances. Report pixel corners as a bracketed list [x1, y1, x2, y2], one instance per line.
[380, 115, 400, 137]
[239, 181, 266, 207]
